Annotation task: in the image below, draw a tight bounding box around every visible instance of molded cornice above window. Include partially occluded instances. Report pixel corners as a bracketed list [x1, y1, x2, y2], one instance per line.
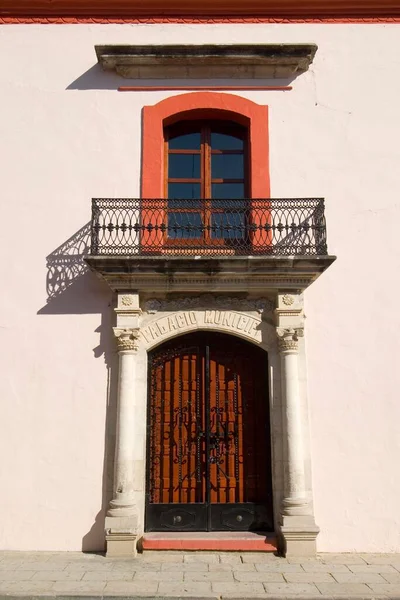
[1, 0, 400, 18]
[95, 44, 317, 79]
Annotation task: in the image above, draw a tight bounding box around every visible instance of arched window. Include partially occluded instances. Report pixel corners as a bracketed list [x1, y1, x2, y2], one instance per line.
[165, 120, 248, 242]
[141, 92, 270, 253]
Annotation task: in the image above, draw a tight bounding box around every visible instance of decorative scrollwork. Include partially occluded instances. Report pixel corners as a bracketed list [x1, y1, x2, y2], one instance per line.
[90, 197, 328, 257]
[276, 327, 304, 353]
[114, 328, 140, 352]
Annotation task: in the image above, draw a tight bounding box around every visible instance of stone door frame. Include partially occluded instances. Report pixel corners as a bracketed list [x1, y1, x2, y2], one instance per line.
[104, 291, 319, 556]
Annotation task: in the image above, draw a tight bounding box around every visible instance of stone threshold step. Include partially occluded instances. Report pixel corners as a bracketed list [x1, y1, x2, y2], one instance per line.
[141, 531, 278, 552]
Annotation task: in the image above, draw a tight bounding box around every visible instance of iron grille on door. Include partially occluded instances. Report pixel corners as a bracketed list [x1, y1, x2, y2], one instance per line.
[146, 332, 273, 532]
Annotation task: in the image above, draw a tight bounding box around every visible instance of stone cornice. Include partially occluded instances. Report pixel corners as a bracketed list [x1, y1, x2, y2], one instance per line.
[96, 44, 317, 79]
[85, 255, 336, 294]
[2, 0, 400, 19]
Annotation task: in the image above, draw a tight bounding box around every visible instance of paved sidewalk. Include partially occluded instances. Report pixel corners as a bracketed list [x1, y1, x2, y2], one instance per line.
[0, 551, 400, 599]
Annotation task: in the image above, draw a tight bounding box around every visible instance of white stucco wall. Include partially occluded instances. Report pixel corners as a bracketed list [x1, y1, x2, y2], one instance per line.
[0, 22, 399, 552]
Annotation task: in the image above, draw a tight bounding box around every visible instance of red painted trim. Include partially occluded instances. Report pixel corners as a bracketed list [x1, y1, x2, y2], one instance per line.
[120, 86, 291, 92]
[1, 16, 400, 23]
[141, 92, 270, 199]
[2, 0, 400, 19]
[142, 537, 278, 551]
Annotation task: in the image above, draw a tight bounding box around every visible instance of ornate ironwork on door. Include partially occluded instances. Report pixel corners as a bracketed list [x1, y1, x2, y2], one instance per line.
[146, 332, 273, 532]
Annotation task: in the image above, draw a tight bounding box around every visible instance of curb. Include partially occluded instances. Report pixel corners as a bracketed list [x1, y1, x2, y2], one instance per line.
[0, 595, 396, 600]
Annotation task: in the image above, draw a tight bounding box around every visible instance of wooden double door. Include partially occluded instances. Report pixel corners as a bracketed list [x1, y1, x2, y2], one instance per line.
[146, 332, 273, 532]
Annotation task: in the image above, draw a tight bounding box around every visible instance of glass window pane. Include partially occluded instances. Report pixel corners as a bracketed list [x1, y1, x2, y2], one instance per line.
[169, 132, 201, 150]
[211, 213, 246, 239]
[212, 154, 244, 179]
[168, 212, 203, 239]
[168, 154, 200, 179]
[211, 132, 243, 151]
[211, 183, 245, 199]
[168, 182, 201, 201]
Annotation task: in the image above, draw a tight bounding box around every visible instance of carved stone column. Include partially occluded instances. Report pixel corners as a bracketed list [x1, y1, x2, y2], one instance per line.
[105, 293, 142, 557]
[275, 294, 319, 556]
[277, 328, 308, 514]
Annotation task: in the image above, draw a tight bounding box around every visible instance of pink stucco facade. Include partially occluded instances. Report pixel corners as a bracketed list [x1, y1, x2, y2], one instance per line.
[0, 22, 399, 552]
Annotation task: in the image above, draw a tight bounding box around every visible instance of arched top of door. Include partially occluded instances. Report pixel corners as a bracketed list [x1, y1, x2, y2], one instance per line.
[142, 92, 270, 198]
[140, 314, 275, 353]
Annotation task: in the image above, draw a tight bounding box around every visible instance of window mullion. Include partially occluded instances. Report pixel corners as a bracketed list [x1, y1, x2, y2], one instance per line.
[203, 126, 211, 243]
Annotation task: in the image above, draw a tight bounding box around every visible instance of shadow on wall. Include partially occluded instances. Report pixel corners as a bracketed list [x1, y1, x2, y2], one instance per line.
[67, 64, 122, 90]
[37, 223, 117, 553]
[66, 63, 297, 91]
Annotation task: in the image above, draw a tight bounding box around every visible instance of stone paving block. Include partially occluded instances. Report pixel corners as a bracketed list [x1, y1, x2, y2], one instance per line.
[219, 554, 243, 565]
[82, 570, 135, 581]
[333, 571, 387, 583]
[0, 570, 36, 581]
[112, 560, 156, 572]
[70, 552, 106, 559]
[359, 553, 398, 564]
[142, 552, 185, 562]
[7, 561, 70, 571]
[286, 556, 322, 564]
[264, 582, 320, 595]
[134, 570, 184, 581]
[212, 581, 265, 595]
[316, 582, 374, 594]
[368, 583, 400, 594]
[158, 581, 213, 596]
[0, 580, 55, 592]
[283, 572, 336, 583]
[161, 562, 209, 572]
[184, 571, 234, 582]
[209, 563, 255, 572]
[383, 572, 400, 583]
[233, 571, 284, 582]
[302, 562, 351, 572]
[318, 553, 368, 564]
[254, 562, 304, 573]
[349, 564, 398, 573]
[104, 580, 159, 594]
[65, 560, 115, 571]
[184, 554, 220, 564]
[0, 561, 27, 570]
[241, 553, 285, 564]
[52, 580, 107, 593]
[32, 570, 85, 581]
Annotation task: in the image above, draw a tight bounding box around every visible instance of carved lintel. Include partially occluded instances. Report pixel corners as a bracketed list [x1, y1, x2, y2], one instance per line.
[113, 327, 140, 352]
[277, 327, 304, 354]
[145, 295, 273, 314]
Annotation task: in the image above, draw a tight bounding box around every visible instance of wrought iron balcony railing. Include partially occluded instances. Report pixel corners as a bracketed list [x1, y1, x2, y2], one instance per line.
[90, 198, 328, 257]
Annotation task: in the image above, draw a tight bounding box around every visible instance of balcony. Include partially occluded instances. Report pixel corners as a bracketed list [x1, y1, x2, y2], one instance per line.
[85, 198, 336, 293]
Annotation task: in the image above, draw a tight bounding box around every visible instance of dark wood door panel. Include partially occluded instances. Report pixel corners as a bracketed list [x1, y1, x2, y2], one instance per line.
[146, 332, 273, 532]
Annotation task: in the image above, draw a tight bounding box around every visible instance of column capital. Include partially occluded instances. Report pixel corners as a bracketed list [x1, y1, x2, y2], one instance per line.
[113, 327, 140, 353]
[277, 327, 304, 354]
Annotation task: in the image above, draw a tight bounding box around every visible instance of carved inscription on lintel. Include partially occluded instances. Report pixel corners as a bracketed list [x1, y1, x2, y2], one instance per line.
[141, 310, 261, 344]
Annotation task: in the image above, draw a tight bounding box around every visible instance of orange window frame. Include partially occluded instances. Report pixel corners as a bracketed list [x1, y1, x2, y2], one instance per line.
[141, 92, 270, 252]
